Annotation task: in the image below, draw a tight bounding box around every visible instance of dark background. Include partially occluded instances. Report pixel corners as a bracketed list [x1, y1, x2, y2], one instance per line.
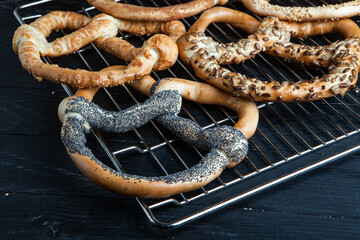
[1, 0, 360, 239]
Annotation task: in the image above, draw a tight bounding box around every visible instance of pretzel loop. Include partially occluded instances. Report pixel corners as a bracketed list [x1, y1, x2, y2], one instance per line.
[13, 11, 184, 88]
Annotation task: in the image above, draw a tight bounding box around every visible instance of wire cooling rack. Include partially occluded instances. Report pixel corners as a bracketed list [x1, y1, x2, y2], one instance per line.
[14, 0, 360, 227]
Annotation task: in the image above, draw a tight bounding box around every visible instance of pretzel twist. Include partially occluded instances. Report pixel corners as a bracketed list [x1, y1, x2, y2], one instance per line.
[12, 11, 184, 88]
[177, 7, 360, 102]
[58, 74, 257, 198]
[239, 0, 360, 22]
[87, 0, 229, 21]
[130, 76, 259, 140]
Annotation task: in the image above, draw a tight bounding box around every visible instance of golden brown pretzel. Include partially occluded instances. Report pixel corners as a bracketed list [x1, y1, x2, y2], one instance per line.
[12, 11, 184, 88]
[58, 73, 258, 198]
[87, 0, 229, 21]
[177, 7, 360, 102]
[239, 0, 360, 22]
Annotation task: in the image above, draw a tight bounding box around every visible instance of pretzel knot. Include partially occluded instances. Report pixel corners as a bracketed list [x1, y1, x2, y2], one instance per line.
[177, 7, 360, 102]
[12, 11, 184, 88]
[87, 0, 229, 21]
[58, 85, 249, 198]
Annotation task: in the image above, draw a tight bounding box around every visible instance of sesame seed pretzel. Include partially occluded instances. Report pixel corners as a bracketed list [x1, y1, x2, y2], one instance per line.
[58, 73, 258, 198]
[12, 11, 185, 88]
[177, 7, 360, 102]
[239, 0, 360, 22]
[86, 0, 229, 21]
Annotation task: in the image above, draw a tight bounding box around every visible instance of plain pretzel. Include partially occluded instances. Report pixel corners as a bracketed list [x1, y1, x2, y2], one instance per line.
[13, 11, 184, 88]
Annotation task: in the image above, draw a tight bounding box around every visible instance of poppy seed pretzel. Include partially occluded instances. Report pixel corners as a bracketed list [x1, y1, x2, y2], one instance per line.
[239, 0, 360, 22]
[58, 75, 256, 198]
[12, 11, 184, 88]
[177, 7, 360, 102]
[87, 0, 229, 22]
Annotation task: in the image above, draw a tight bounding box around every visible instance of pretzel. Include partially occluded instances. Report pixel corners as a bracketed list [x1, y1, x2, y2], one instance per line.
[58, 74, 258, 198]
[12, 11, 184, 88]
[239, 0, 360, 22]
[86, 0, 229, 21]
[177, 7, 360, 102]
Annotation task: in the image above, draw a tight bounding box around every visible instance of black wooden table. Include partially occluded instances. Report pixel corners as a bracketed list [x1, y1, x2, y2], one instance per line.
[1, 0, 360, 239]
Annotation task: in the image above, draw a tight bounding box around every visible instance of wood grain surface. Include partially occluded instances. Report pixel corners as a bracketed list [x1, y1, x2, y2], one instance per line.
[2, 0, 360, 239]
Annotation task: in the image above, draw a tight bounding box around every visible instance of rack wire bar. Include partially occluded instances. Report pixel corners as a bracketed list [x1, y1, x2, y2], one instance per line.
[14, 0, 360, 228]
[139, 144, 360, 227]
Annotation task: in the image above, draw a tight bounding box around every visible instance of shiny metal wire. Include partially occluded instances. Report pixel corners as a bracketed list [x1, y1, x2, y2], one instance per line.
[14, 0, 360, 228]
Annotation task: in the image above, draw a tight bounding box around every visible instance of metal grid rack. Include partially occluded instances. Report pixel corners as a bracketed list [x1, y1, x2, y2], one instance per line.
[14, 0, 360, 228]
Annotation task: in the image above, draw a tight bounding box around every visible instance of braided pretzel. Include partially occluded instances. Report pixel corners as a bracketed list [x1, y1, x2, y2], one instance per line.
[58, 73, 258, 198]
[86, 0, 229, 21]
[12, 11, 184, 88]
[177, 7, 360, 102]
[239, 0, 360, 22]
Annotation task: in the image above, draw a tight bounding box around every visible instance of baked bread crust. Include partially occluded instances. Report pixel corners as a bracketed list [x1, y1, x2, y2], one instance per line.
[87, 0, 228, 21]
[240, 0, 360, 22]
